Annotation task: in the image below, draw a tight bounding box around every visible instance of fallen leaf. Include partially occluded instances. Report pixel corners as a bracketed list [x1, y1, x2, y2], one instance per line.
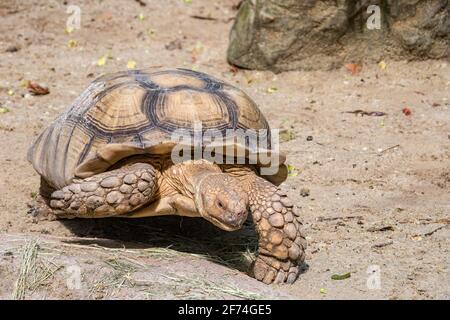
[137, 13, 145, 21]
[229, 65, 239, 75]
[378, 60, 387, 70]
[20, 80, 29, 87]
[127, 60, 137, 69]
[191, 42, 204, 63]
[280, 129, 295, 142]
[402, 107, 412, 116]
[192, 42, 204, 54]
[0, 107, 10, 114]
[7, 89, 14, 96]
[27, 81, 50, 95]
[287, 164, 298, 177]
[331, 272, 351, 280]
[345, 63, 362, 76]
[147, 28, 156, 37]
[266, 87, 278, 94]
[67, 39, 77, 48]
[65, 26, 74, 34]
[97, 54, 109, 66]
[184, 0, 192, 3]
[320, 288, 327, 294]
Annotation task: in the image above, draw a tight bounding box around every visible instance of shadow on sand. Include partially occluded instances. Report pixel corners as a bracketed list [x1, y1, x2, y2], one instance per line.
[59, 216, 259, 273]
[58, 215, 309, 277]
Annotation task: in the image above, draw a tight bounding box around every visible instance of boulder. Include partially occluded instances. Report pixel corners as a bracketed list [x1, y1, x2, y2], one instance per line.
[228, 0, 450, 71]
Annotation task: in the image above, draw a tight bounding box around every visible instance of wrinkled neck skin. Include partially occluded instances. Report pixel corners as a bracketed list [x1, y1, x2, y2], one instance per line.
[163, 160, 257, 226]
[162, 159, 222, 199]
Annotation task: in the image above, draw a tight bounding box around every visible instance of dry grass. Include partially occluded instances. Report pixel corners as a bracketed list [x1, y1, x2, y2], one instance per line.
[5, 231, 265, 300]
[159, 273, 267, 300]
[88, 257, 142, 298]
[13, 240, 39, 300]
[133, 272, 267, 299]
[87, 256, 265, 299]
[12, 239, 62, 299]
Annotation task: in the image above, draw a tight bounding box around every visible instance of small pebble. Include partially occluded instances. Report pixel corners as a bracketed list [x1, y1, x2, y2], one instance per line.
[5, 45, 19, 53]
[300, 188, 310, 197]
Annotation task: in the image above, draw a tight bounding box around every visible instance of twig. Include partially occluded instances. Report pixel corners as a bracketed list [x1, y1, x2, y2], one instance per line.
[372, 241, 393, 248]
[367, 225, 394, 232]
[398, 218, 449, 225]
[344, 110, 387, 117]
[423, 225, 447, 237]
[232, 0, 244, 10]
[317, 215, 363, 222]
[378, 144, 400, 155]
[190, 15, 219, 21]
[134, 0, 146, 6]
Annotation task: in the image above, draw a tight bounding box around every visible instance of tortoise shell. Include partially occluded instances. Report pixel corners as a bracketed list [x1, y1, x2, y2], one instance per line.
[28, 68, 286, 189]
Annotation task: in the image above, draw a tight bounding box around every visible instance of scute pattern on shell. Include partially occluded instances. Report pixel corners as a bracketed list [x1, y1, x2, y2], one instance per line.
[28, 68, 272, 188]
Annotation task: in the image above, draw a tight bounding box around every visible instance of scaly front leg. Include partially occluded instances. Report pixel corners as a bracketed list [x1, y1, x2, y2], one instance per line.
[50, 163, 158, 218]
[246, 174, 306, 284]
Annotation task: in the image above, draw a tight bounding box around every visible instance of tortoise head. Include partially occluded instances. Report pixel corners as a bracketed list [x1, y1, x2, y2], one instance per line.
[195, 173, 249, 231]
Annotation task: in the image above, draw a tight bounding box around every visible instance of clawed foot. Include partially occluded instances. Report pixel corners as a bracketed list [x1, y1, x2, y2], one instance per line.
[252, 255, 300, 284]
[27, 195, 57, 221]
[248, 177, 307, 284]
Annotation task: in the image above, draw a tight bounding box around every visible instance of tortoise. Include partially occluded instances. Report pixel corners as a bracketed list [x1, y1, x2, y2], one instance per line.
[28, 68, 306, 284]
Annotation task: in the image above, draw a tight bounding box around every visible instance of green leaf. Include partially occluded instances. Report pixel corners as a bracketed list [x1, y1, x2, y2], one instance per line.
[0, 107, 10, 114]
[280, 129, 295, 142]
[331, 272, 351, 280]
[287, 164, 298, 177]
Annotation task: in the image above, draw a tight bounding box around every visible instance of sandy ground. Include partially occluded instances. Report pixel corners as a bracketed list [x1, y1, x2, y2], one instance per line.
[0, 0, 449, 299]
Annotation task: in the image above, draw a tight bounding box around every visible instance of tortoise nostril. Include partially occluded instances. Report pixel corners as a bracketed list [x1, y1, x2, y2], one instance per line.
[239, 209, 247, 218]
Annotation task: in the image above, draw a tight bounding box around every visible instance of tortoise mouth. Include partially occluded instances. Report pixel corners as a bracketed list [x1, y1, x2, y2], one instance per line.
[205, 214, 245, 231]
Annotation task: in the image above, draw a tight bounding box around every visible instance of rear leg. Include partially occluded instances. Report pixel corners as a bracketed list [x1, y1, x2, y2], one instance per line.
[50, 163, 158, 218]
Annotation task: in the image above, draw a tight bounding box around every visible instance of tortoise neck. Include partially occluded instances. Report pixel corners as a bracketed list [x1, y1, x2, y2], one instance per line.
[164, 159, 222, 198]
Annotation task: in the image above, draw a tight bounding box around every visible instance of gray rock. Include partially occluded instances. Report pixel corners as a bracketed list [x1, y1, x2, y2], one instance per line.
[228, 0, 450, 72]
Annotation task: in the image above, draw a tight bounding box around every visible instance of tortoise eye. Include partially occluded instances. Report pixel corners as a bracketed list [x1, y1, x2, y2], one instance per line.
[217, 201, 225, 209]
